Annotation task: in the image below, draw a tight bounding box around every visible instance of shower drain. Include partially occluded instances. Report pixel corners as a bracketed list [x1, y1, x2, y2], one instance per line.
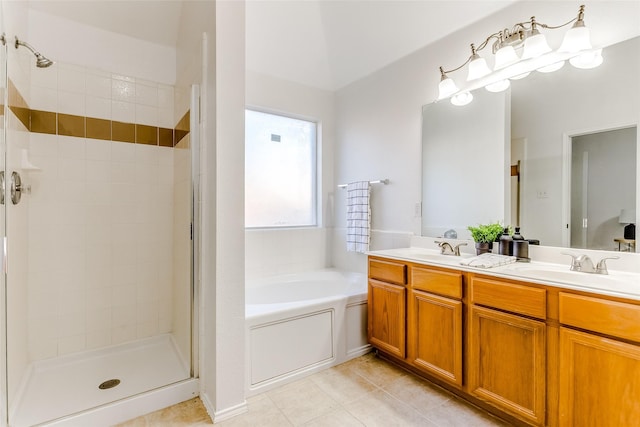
[98, 379, 121, 390]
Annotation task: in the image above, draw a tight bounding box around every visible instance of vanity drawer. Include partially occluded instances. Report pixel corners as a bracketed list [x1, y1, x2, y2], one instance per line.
[559, 292, 640, 342]
[410, 266, 462, 299]
[369, 258, 407, 285]
[470, 276, 546, 319]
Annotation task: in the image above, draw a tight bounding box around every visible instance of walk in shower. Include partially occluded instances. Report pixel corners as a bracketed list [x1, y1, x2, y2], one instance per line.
[0, 2, 199, 425]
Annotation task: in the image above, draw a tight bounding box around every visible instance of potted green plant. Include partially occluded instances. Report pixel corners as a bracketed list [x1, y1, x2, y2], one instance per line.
[467, 222, 504, 255]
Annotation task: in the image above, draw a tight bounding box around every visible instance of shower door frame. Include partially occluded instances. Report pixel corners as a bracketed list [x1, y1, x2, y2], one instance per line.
[190, 84, 200, 378]
[0, 29, 8, 427]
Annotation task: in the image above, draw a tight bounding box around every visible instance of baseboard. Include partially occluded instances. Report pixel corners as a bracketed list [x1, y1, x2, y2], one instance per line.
[200, 392, 248, 423]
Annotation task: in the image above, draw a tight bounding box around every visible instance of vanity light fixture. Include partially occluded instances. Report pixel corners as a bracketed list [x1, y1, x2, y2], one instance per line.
[437, 4, 601, 105]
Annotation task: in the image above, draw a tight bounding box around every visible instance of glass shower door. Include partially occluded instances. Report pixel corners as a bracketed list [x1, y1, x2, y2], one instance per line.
[2, 38, 196, 427]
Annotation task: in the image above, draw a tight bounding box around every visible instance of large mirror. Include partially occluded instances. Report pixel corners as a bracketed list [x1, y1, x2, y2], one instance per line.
[422, 36, 640, 252]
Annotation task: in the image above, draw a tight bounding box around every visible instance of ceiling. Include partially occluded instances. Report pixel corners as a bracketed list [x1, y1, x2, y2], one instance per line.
[27, 0, 518, 91]
[245, 0, 517, 91]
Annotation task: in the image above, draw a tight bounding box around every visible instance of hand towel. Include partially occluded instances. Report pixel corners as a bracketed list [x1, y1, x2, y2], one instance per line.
[346, 181, 371, 253]
[459, 253, 517, 268]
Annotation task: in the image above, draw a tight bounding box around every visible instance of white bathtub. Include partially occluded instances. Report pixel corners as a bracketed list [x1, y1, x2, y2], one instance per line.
[245, 269, 370, 395]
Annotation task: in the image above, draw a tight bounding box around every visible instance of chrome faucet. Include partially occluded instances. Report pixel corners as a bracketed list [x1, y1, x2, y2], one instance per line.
[435, 241, 467, 256]
[562, 253, 619, 274]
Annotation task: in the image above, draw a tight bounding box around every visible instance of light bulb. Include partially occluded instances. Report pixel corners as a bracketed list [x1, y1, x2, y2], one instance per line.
[559, 25, 592, 53]
[494, 45, 519, 70]
[537, 61, 565, 73]
[451, 92, 473, 106]
[569, 49, 603, 69]
[522, 31, 552, 60]
[467, 55, 491, 81]
[485, 80, 511, 93]
[438, 75, 458, 99]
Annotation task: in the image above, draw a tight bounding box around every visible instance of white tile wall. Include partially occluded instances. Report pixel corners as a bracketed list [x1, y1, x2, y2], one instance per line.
[245, 227, 328, 282]
[329, 228, 413, 274]
[28, 62, 175, 127]
[21, 61, 186, 360]
[26, 134, 177, 358]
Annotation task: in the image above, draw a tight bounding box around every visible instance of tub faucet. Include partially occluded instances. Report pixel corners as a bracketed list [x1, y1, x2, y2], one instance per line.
[562, 253, 619, 274]
[435, 241, 467, 256]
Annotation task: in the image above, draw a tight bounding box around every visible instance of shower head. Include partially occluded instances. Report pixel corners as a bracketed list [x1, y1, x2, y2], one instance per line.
[14, 37, 54, 68]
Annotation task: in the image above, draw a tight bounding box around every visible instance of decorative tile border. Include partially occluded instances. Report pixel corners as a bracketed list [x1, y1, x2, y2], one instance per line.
[7, 79, 190, 147]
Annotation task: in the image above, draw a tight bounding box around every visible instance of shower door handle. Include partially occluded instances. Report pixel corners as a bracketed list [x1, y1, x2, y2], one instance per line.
[0, 171, 4, 205]
[10, 171, 22, 205]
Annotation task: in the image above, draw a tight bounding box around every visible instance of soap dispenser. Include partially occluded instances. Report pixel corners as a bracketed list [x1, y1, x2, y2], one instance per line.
[512, 227, 524, 242]
[512, 227, 530, 262]
[498, 227, 513, 256]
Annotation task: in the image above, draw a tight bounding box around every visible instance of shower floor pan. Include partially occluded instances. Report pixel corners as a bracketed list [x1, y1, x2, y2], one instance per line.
[12, 334, 190, 427]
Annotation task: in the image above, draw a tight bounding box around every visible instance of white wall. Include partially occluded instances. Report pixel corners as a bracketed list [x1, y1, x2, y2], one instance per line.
[333, 1, 640, 272]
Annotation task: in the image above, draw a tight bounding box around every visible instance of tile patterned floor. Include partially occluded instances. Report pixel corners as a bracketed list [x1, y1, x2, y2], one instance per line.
[118, 352, 512, 426]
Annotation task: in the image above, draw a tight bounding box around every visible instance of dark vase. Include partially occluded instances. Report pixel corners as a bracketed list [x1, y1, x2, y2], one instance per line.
[475, 242, 492, 255]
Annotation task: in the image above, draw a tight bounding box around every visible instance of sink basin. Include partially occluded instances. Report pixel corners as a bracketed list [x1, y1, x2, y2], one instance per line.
[411, 252, 456, 261]
[510, 268, 613, 283]
[502, 264, 640, 296]
[381, 248, 472, 266]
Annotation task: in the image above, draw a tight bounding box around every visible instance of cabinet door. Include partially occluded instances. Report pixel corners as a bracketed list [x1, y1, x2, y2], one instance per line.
[469, 305, 546, 426]
[408, 289, 462, 386]
[559, 327, 640, 426]
[368, 279, 406, 358]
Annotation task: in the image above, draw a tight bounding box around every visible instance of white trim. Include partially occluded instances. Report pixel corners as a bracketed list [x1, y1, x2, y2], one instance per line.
[562, 132, 572, 247]
[207, 396, 248, 423]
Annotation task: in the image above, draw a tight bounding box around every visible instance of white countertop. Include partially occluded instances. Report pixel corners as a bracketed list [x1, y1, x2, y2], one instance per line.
[368, 247, 640, 302]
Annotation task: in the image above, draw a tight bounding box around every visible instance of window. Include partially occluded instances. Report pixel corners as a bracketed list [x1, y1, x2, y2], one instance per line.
[245, 109, 317, 228]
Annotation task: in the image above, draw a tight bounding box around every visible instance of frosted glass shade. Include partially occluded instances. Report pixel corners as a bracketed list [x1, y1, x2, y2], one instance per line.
[438, 76, 458, 99]
[494, 45, 519, 70]
[451, 91, 473, 106]
[522, 33, 552, 59]
[467, 56, 491, 81]
[570, 49, 603, 69]
[485, 79, 510, 92]
[505, 61, 531, 80]
[559, 25, 592, 53]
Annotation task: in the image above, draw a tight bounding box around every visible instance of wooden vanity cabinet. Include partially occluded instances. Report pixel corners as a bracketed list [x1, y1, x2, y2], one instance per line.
[408, 265, 463, 387]
[468, 275, 547, 426]
[368, 257, 407, 358]
[558, 293, 640, 426]
[367, 255, 640, 426]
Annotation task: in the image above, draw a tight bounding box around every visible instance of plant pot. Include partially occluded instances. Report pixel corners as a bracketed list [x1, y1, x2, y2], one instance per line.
[475, 242, 492, 255]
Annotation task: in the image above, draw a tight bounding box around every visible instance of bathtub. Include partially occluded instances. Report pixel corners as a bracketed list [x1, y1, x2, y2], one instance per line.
[245, 269, 370, 395]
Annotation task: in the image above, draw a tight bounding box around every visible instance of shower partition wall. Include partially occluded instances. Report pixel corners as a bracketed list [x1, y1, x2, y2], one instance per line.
[0, 23, 198, 427]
